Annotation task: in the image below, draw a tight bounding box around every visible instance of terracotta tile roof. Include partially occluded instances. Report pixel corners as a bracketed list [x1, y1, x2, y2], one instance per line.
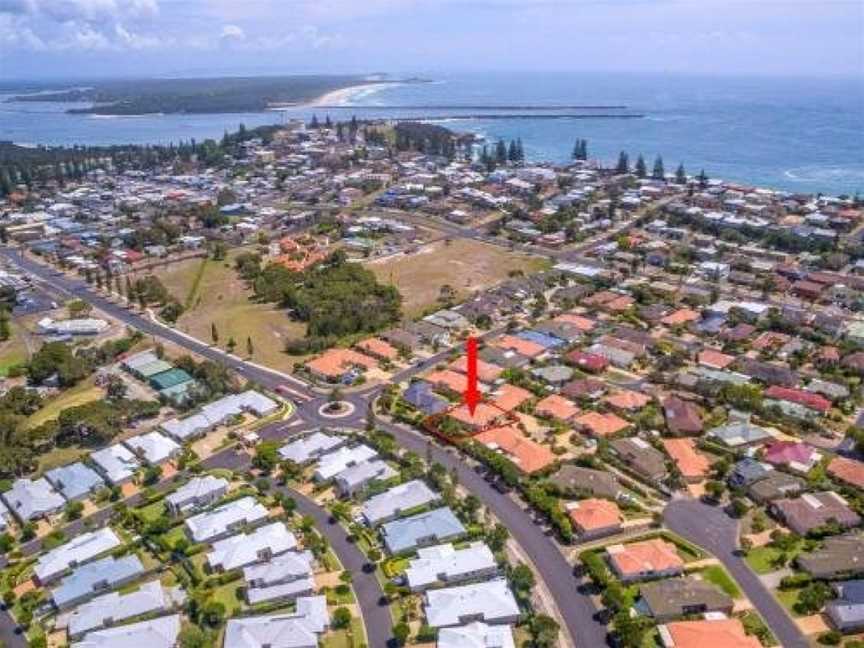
[661, 619, 762, 648]
[565, 350, 609, 373]
[554, 313, 595, 332]
[490, 384, 533, 412]
[534, 395, 580, 421]
[425, 370, 468, 394]
[752, 331, 791, 351]
[449, 402, 502, 429]
[828, 456, 864, 490]
[305, 348, 377, 379]
[583, 290, 620, 306]
[764, 385, 831, 413]
[604, 390, 651, 411]
[562, 378, 607, 399]
[475, 425, 555, 474]
[662, 438, 711, 480]
[493, 334, 545, 358]
[607, 538, 684, 578]
[660, 308, 700, 326]
[567, 498, 622, 532]
[574, 411, 630, 437]
[605, 295, 635, 312]
[356, 337, 399, 361]
[698, 349, 735, 370]
[449, 356, 504, 383]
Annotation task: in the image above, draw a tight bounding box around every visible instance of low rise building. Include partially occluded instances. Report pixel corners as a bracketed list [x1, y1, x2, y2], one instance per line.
[404, 541, 498, 592]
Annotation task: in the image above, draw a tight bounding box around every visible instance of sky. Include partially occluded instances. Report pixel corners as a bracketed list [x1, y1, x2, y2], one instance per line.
[0, 0, 861, 80]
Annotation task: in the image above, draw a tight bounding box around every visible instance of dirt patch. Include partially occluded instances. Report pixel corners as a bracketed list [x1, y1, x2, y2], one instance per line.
[364, 238, 550, 317]
[796, 614, 829, 635]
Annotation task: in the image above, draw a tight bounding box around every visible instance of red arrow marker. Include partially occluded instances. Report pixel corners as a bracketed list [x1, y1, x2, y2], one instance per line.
[463, 335, 480, 415]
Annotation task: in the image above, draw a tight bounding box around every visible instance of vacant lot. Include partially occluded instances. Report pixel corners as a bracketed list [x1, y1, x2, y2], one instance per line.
[151, 250, 308, 372]
[364, 238, 550, 317]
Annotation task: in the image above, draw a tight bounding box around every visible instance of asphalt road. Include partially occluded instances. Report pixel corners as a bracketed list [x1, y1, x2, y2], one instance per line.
[371, 417, 607, 648]
[664, 498, 808, 648]
[0, 247, 609, 645]
[280, 486, 392, 648]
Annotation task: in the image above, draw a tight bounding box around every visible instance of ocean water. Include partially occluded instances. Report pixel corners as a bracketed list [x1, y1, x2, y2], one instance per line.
[2, 71, 862, 196]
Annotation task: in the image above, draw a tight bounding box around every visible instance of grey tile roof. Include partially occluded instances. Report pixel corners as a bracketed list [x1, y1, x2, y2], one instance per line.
[382, 507, 466, 554]
[72, 613, 180, 648]
[45, 463, 104, 501]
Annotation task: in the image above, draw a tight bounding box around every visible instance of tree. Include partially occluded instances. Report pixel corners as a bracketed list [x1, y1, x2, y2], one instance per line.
[0, 308, 10, 342]
[226, 337, 236, 354]
[105, 374, 128, 401]
[531, 614, 560, 647]
[392, 622, 410, 646]
[675, 163, 687, 184]
[697, 168, 709, 187]
[201, 600, 226, 627]
[64, 500, 84, 521]
[635, 154, 647, 178]
[178, 625, 208, 648]
[652, 155, 665, 180]
[246, 336, 254, 358]
[616, 151, 630, 174]
[332, 607, 352, 629]
[210, 322, 219, 345]
[509, 563, 535, 601]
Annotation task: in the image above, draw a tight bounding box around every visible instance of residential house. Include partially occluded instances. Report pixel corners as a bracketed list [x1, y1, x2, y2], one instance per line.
[657, 618, 761, 648]
[333, 460, 398, 497]
[424, 578, 521, 628]
[52, 554, 145, 610]
[609, 438, 669, 482]
[71, 614, 181, 648]
[534, 394, 580, 422]
[223, 596, 329, 648]
[474, 425, 555, 474]
[90, 444, 141, 485]
[663, 397, 703, 436]
[707, 422, 772, 448]
[35, 528, 122, 584]
[165, 475, 229, 516]
[67, 581, 175, 639]
[381, 507, 466, 555]
[826, 580, 864, 633]
[640, 577, 734, 622]
[243, 550, 315, 606]
[771, 492, 861, 535]
[45, 463, 104, 502]
[798, 535, 864, 579]
[208, 522, 297, 572]
[124, 431, 181, 466]
[662, 438, 711, 483]
[566, 498, 623, 539]
[762, 440, 821, 473]
[2, 477, 65, 522]
[184, 495, 269, 543]
[607, 538, 685, 582]
[438, 622, 515, 648]
[314, 444, 378, 481]
[402, 381, 448, 415]
[829, 456, 864, 491]
[747, 472, 806, 504]
[404, 541, 498, 592]
[549, 465, 621, 499]
[361, 480, 441, 526]
[575, 411, 630, 438]
[278, 431, 346, 464]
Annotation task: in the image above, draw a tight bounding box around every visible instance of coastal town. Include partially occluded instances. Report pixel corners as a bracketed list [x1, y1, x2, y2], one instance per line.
[0, 114, 863, 648]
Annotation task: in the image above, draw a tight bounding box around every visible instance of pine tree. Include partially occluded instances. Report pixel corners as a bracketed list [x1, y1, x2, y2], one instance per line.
[572, 141, 580, 159]
[227, 337, 236, 354]
[309, 115, 320, 130]
[616, 151, 629, 174]
[652, 156, 665, 180]
[495, 140, 507, 165]
[211, 322, 219, 345]
[675, 163, 687, 184]
[516, 138, 524, 162]
[508, 140, 518, 162]
[697, 169, 709, 188]
[635, 155, 647, 178]
[324, 115, 332, 129]
[246, 336, 254, 358]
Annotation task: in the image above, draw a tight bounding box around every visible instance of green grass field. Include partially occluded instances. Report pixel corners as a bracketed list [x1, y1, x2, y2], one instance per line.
[745, 541, 802, 574]
[699, 565, 742, 598]
[25, 378, 103, 430]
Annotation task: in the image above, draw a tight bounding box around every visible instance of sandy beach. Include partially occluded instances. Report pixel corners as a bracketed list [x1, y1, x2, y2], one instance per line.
[310, 81, 401, 106]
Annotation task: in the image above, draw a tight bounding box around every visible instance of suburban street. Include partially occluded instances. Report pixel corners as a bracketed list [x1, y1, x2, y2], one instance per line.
[664, 497, 809, 648]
